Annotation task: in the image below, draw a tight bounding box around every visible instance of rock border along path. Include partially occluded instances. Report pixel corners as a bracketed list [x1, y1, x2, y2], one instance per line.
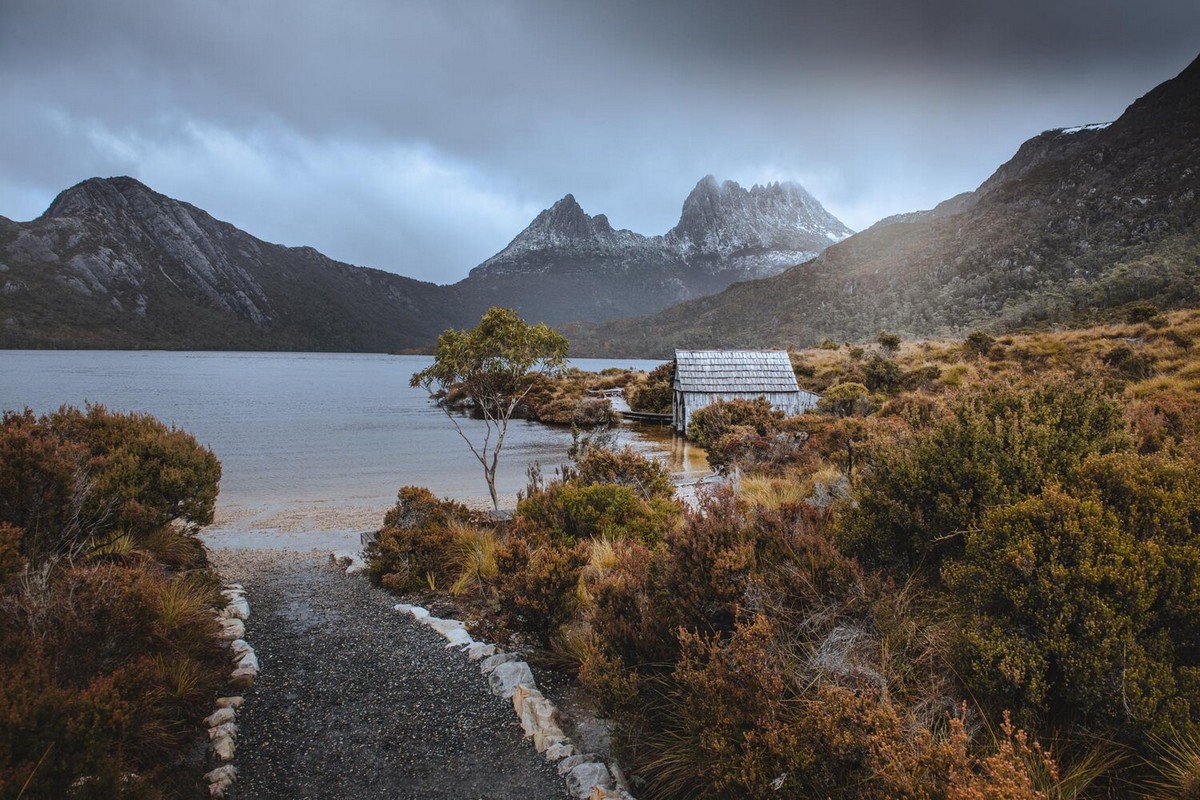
[392, 602, 634, 800]
[210, 550, 574, 800]
[204, 581, 259, 797]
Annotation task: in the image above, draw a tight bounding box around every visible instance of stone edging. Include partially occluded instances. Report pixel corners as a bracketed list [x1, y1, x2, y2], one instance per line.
[203, 582, 260, 798]
[392, 602, 636, 800]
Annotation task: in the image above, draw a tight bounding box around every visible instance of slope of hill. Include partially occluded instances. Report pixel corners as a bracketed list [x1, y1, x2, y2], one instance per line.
[0, 177, 459, 351]
[0, 174, 850, 349]
[570, 54, 1200, 357]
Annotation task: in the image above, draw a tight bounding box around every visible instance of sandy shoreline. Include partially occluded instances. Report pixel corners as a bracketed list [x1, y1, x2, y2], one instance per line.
[202, 475, 719, 553]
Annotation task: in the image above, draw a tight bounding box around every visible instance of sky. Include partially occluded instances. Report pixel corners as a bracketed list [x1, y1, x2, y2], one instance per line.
[2, 1, 1198, 285]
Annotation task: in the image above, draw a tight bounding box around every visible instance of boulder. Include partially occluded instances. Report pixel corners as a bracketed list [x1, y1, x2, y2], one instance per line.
[204, 765, 237, 799]
[487, 660, 535, 699]
[229, 639, 252, 660]
[229, 665, 257, 690]
[214, 696, 244, 709]
[211, 731, 235, 762]
[566, 761, 612, 799]
[479, 652, 519, 674]
[207, 721, 238, 741]
[236, 650, 260, 672]
[422, 617, 466, 637]
[544, 741, 576, 761]
[558, 754, 598, 776]
[443, 628, 473, 649]
[204, 707, 236, 727]
[221, 596, 250, 620]
[393, 603, 430, 620]
[218, 618, 245, 641]
[466, 642, 496, 661]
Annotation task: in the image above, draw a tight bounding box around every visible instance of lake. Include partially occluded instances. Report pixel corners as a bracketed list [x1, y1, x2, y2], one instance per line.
[0, 351, 708, 550]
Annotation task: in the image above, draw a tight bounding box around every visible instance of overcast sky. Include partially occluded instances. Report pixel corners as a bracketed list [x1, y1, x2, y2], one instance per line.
[2, 1, 1197, 284]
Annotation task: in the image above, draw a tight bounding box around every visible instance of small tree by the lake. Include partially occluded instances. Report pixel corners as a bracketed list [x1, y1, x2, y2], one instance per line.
[412, 308, 569, 510]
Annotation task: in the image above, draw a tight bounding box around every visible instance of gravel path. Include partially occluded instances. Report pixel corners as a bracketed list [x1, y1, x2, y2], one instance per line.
[210, 549, 571, 800]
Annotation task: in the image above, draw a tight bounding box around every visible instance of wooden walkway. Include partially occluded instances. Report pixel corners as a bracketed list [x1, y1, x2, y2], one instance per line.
[618, 409, 672, 425]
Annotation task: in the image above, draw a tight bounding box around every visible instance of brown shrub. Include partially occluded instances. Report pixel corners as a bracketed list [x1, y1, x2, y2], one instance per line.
[367, 486, 481, 593]
[495, 537, 588, 646]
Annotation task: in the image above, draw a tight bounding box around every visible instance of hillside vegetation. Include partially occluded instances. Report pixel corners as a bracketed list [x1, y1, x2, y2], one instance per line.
[368, 307, 1200, 799]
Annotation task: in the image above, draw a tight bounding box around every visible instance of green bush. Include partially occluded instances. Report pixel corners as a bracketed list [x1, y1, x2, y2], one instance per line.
[687, 397, 785, 447]
[495, 537, 588, 647]
[629, 361, 674, 414]
[862, 352, 901, 392]
[366, 486, 481, 593]
[0, 407, 225, 797]
[840, 377, 1129, 575]
[573, 445, 674, 500]
[0, 406, 220, 563]
[816, 382, 871, 417]
[945, 486, 1168, 736]
[516, 481, 678, 546]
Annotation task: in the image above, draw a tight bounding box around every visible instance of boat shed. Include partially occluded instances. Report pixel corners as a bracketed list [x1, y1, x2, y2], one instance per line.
[672, 349, 819, 434]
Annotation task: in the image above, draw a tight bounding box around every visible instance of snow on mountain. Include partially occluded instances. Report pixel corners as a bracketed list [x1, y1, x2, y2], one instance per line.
[471, 175, 853, 281]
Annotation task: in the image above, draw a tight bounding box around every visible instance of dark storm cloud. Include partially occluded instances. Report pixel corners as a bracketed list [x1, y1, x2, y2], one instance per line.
[1, 0, 1197, 282]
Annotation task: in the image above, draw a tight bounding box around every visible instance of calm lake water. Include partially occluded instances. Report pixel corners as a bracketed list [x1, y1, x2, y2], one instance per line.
[0, 351, 708, 549]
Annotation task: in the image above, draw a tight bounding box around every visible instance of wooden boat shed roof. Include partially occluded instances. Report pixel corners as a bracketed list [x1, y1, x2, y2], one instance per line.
[673, 349, 803, 394]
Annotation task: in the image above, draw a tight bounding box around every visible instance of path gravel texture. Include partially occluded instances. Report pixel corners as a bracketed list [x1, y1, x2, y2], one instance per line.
[210, 549, 571, 800]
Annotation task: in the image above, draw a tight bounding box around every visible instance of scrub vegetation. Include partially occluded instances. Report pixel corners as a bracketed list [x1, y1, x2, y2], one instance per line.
[0, 405, 226, 799]
[373, 306, 1200, 799]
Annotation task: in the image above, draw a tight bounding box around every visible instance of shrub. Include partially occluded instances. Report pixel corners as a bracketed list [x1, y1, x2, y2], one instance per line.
[366, 486, 480, 592]
[495, 537, 588, 646]
[573, 445, 673, 500]
[628, 362, 674, 414]
[878, 331, 902, 354]
[862, 352, 901, 392]
[1126, 302, 1160, 324]
[1103, 344, 1156, 380]
[706, 427, 813, 476]
[840, 377, 1130, 576]
[0, 408, 226, 798]
[641, 616, 956, 800]
[0, 406, 220, 563]
[817, 382, 870, 417]
[448, 523, 499, 597]
[944, 487, 1167, 736]
[965, 330, 996, 357]
[515, 481, 678, 546]
[687, 398, 785, 447]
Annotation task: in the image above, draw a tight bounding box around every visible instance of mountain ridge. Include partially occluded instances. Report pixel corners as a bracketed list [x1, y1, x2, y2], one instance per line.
[0, 172, 850, 349]
[564, 54, 1200, 357]
[451, 175, 852, 326]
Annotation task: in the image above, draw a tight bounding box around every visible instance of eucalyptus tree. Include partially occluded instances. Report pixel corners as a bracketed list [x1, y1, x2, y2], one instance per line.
[411, 307, 569, 509]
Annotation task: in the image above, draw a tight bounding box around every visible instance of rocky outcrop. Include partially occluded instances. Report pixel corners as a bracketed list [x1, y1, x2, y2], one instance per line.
[0, 177, 454, 351]
[452, 176, 852, 326]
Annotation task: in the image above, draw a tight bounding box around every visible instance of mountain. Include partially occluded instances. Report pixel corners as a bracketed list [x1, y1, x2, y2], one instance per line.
[0, 177, 457, 350]
[449, 177, 851, 326]
[0, 174, 849, 350]
[570, 54, 1200, 357]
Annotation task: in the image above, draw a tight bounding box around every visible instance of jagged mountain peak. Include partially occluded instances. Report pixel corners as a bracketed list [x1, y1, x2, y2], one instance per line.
[668, 174, 853, 257]
[478, 193, 642, 268]
[42, 176, 162, 219]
